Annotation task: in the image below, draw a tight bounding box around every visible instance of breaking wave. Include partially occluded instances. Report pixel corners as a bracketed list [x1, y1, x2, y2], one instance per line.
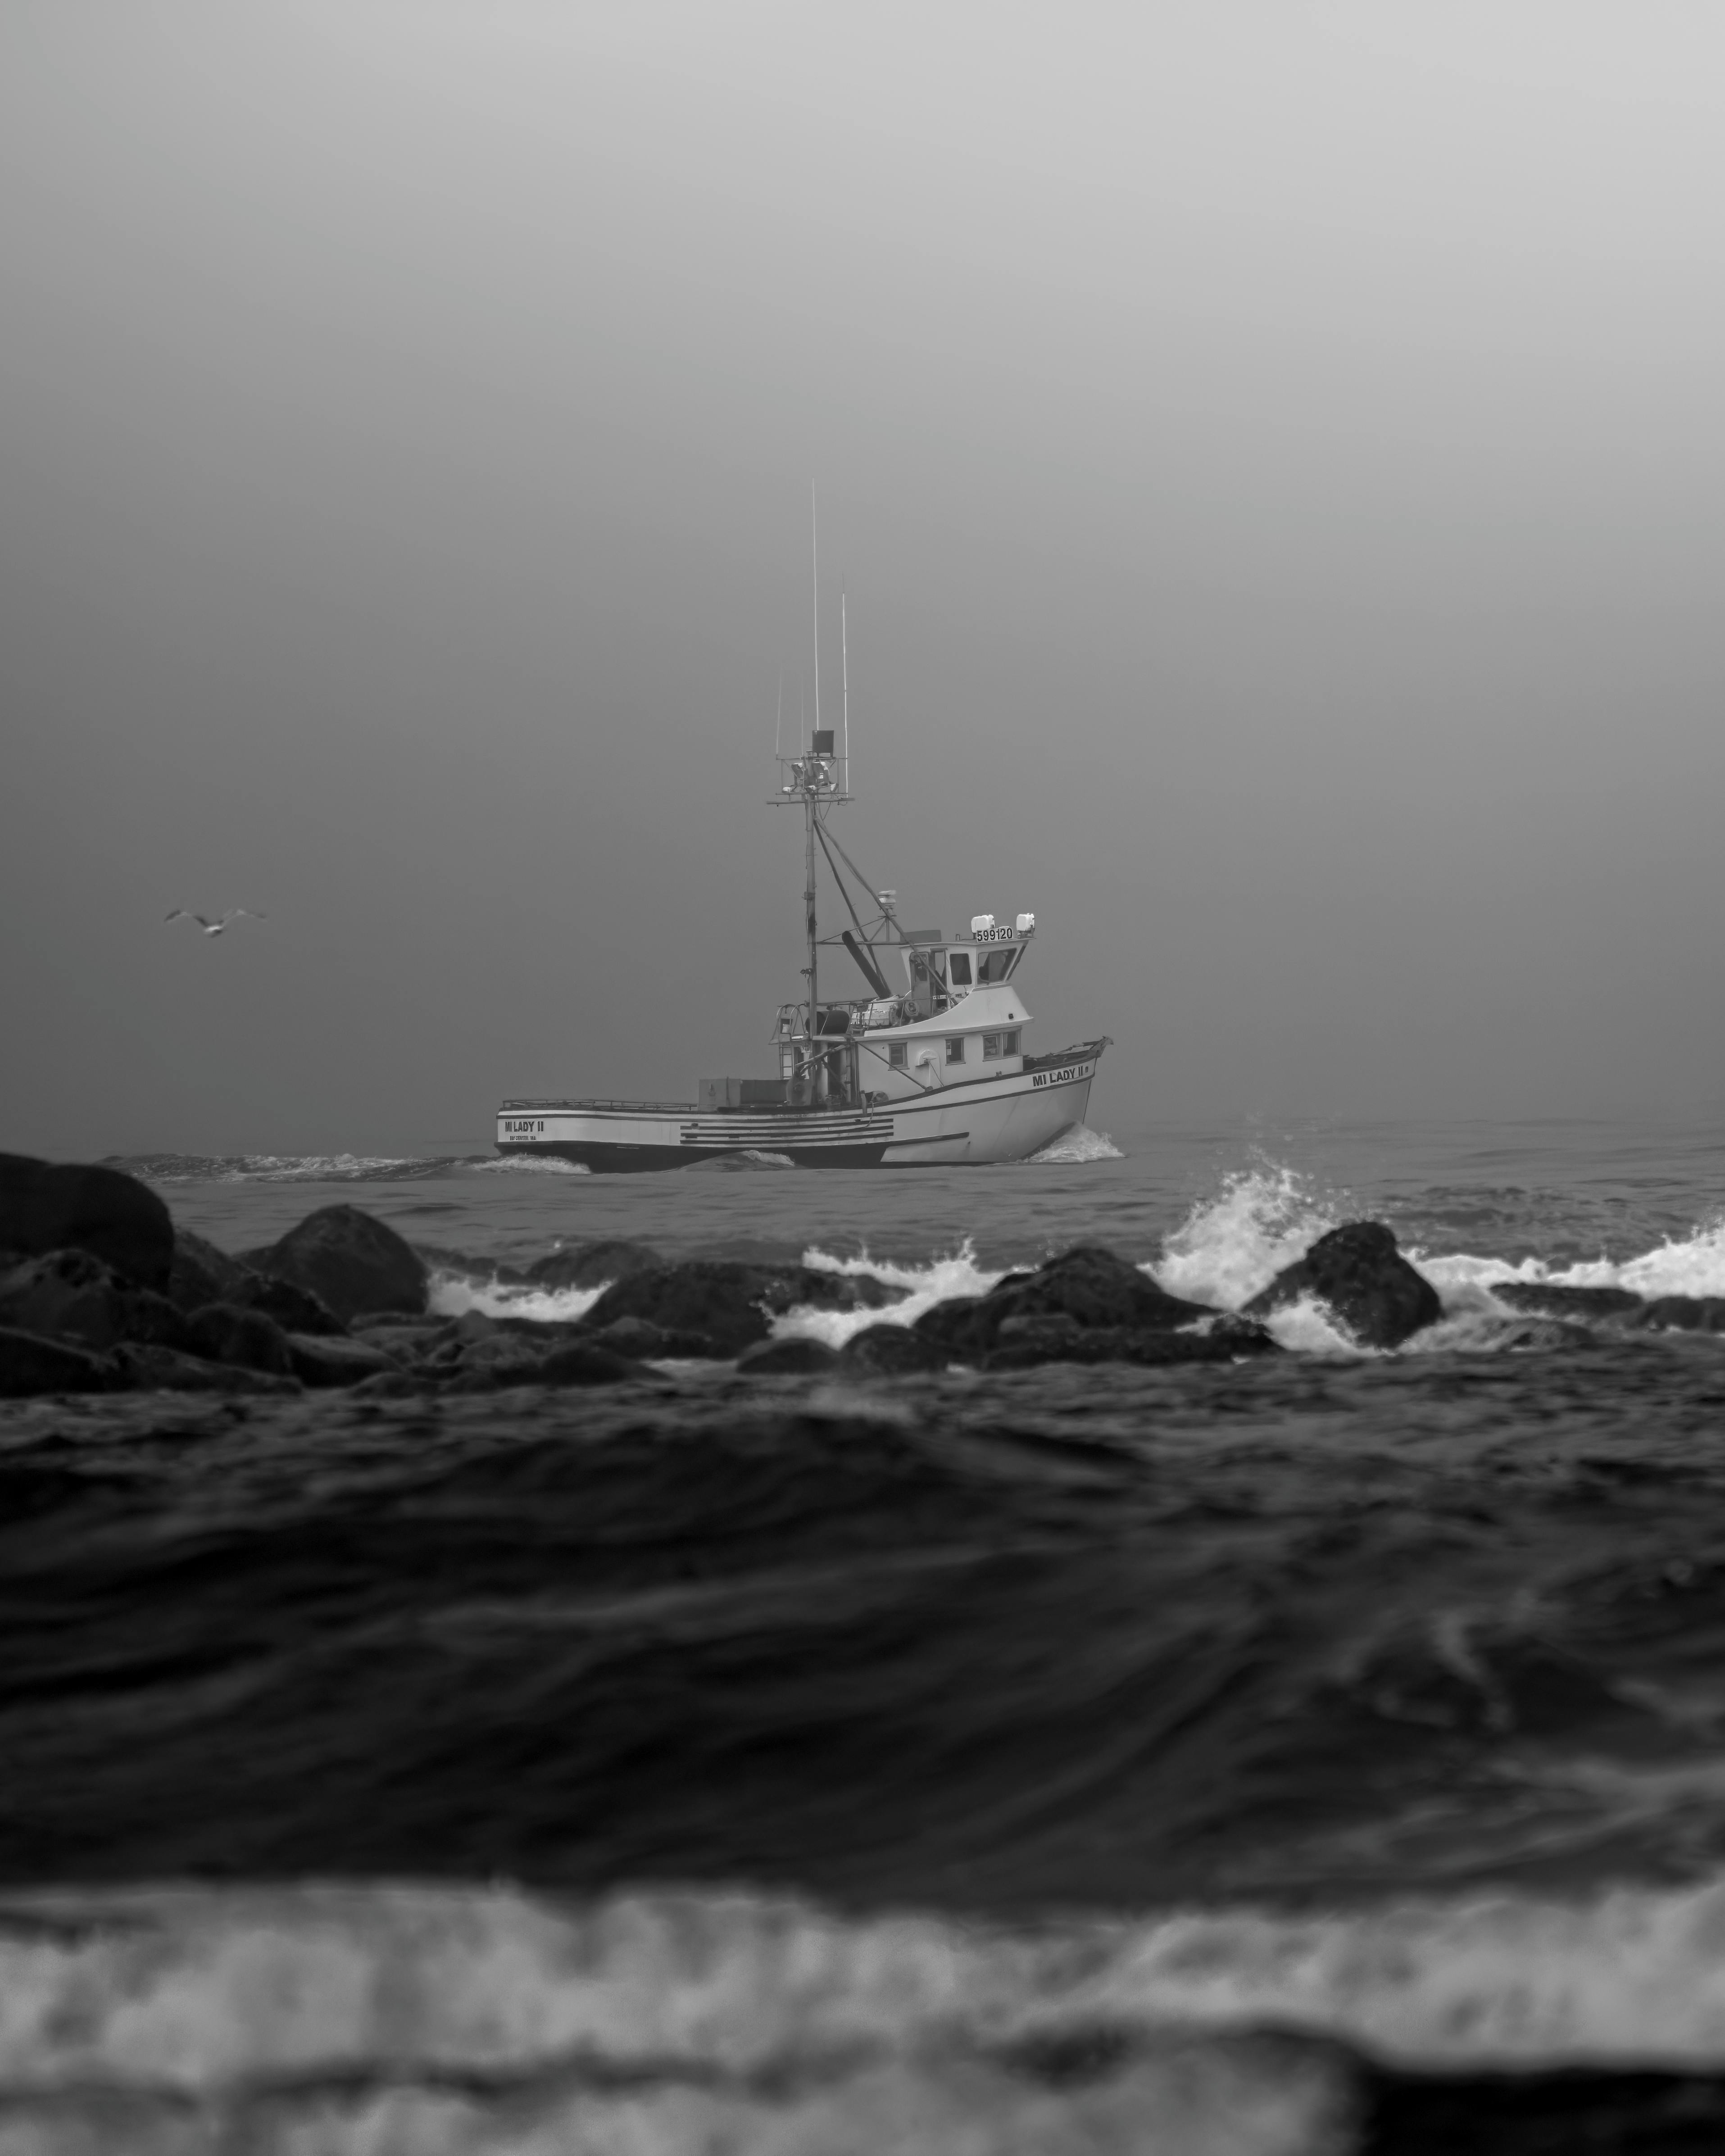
[9, 1873, 1725, 2147]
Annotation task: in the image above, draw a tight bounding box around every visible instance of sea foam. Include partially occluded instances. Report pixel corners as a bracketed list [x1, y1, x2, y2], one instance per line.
[6, 1871, 1725, 2143]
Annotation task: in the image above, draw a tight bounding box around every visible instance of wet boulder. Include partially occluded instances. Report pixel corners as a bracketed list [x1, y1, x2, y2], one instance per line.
[582, 1316, 724, 1361]
[0, 1153, 173, 1289]
[0, 1324, 120, 1398]
[982, 1313, 1279, 1371]
[115, 1344, 301, 1395]
[914, 1245, 1213, 1359]
[184, 1303, 301, 1379]
[1490, 1281, 1644, 1322]
[0, 1249, 194, 1353]
[286, 1333, 402, 1388]
[241, 1274, 347, 1337]
[1628, 1296, 1725, 1334]
[1242, 1221, 1442, 1349]
[527, 1239, 664, 1290]
[736, 1336, 840, 1375]
[166, 1229, 256, 1316]
[450, 1339, 635, 1389]
[838, 1324, 953, 1375]
[581, 1260, 892, 1358]
[246, 1205, 428, 1325]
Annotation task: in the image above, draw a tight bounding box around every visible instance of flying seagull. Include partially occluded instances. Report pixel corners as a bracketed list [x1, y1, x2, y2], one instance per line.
[165, 908, 266, 937]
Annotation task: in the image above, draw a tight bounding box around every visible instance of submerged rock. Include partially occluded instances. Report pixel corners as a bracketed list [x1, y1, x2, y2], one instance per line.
[982, 1314, 1279, 1371]
[527, 1239, 664, 1290]
[114, 1344, 300, 1395]
[0, 1249, 193, 1354]
[582, 1316, 724, 1361]
[581, 1260, 893, 1358]
[736, 1336, 841, 1375]
[1242, 1221, 1442, 1349]
[450, 1340, 636, 1390]
[1629, 1296, 1725, 1334]
[246, 1205, 428, 1324]
[0, 1153, 173, 1289]
[838, 1325, 953, 1375]
[1491, 1281, 1645, 1322]
[0, 1324, 120, 1397]
[286, 1333, 401, 1388]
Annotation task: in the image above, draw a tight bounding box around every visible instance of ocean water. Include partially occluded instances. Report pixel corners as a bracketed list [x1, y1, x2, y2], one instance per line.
[9, 1116, 1725, 2152]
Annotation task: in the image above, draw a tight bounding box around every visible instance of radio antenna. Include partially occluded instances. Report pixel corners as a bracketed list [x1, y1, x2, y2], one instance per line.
[774, 670, 783, 761]
[841, 588, 850, 795]
[810, 483, 821, 744]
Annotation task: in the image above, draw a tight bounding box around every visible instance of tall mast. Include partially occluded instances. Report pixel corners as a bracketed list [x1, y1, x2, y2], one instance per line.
[841, 589, 849, 796]
[811, 485, 821, 745]
[807, 487, 820, 1048]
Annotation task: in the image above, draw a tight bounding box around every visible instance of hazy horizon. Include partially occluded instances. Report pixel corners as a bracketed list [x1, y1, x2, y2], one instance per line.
[6, 2, 1725, 1157]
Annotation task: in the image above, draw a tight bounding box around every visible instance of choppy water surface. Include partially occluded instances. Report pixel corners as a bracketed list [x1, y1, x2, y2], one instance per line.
[9, 1116, 1725, 2152]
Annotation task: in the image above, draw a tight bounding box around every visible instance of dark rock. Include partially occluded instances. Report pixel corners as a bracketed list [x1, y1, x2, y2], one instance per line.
[165, 1229, 254, 1316]
[0, 1325, 120, 1397]
[981, 1316, 1279, 1370]
[241, 1274, 347, 1337]
[1629, 1296, 1725, 1334]
[1491, 1281, 1645, 1321]
[114, 1344, 300, 1395]
[837, 1324, 953, 1375]
[581, 1316, 725, 1361]
[582, 1260, 892, 1357]
[913, 1245, 1214, 1359]
[348, 1317, 448, 1358]
[247, 1205, 428, 1324]
[527, 1239, 664, 1290]
[0, 1153, 173, 1289]
[286, 1333, 401, 1388]
[451, 1341, 635, 1390]
[736, 1336, 841, 1375]
[1242, 1221, 1442, 1349]
[532, 1342, 637, 1386]
[183, 1303, 300, 1378]
[0, 1249, 194, 1353]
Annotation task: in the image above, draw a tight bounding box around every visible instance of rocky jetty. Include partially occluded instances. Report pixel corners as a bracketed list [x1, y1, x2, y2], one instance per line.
[38, 1150, 1725, 1397]
[1243, 1221, 1442, 1349]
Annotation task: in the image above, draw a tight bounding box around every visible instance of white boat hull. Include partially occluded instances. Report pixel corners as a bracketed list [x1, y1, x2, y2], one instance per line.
[496, 1052, 1101, 1171]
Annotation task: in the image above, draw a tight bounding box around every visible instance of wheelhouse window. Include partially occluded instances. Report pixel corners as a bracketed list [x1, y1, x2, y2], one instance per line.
[1003, 1029, 1020, 1055]
[945, 1036, 967, 1064]
[888, 1042, 908, 1069]
[981, 1032, 1001, 1059]
[978, 947, 1019, 984]
[949, 952, 973, 987]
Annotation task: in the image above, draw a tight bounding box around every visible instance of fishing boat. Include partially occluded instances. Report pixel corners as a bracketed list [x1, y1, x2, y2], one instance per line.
[495, 583, 1108, 1171]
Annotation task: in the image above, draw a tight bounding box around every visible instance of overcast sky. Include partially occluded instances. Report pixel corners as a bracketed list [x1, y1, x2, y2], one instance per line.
[5, 2, 1725, 1154]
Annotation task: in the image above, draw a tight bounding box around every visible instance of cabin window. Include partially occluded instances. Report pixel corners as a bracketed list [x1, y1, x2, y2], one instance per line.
[981, 1032, 1001, 1059]
[949, 952, 973, 987]
[1003, 1029, 1020, 1055]
[946, 1036, 967, 1064]
[978, 947, 1018, 984]
[888, 1042, 907, 1069]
